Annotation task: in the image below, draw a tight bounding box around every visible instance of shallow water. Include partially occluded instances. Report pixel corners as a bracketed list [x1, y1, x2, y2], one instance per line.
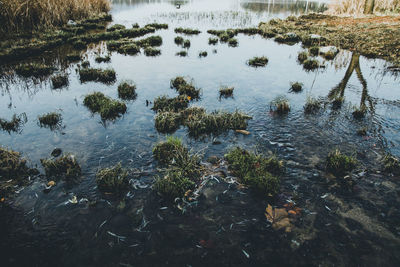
[1, 0, 400, 266]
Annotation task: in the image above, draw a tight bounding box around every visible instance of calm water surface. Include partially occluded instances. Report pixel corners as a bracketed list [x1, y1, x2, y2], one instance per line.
[1, 0, 400, 266]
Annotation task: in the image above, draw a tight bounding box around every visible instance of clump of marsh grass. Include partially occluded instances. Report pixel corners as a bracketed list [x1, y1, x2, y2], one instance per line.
[152, 136, 185, 165]
[84, 92, 127, 120]
[327, 0, 400, 15]
[144, 47, 161, 56]
[304, 96, 322, 114]
[219, 86, 234, 98]
[326, 149, 357, 177]
[382, 153, 400, 175]
[81, 61, 90, 68]
[174, 28, 201, 35]
[297, 51, 308, 63]
[352, 106, 367, 119]
[208, 37, 218, 45]
[96, 163, 130, 195]
[183, 39, 191, 48]
[228, 38, 238, 47]
[154, 112, 182, 134]
[41, 154, 81, 182]
[170, 76, 201, 99]
[309, 46, 320, 56]
[107, 24, 126, 32]
[117, 81, 137, 100]
[144, 23, 168, 30]
[198, 51, 208, 58]
[65, 53, 81, 62]
[274, 32, 300, 45]
[174, 36, 184, 45]
[176, 50, 187, 57]
[38, 112, 63, 130]
[117, 43, 140, 55]
[0, 147, 34, 180]
[332, 96, 344, 110]
[154, 169, 195, 200]
[79, 68, 116, 84]
[225, 147, 284, 196]
[270, 96, 290, 115]
[289, 82, 303, 93]
[95, 55, 111, 63]
[248, 56, 268, 67]
[15, 63, 56, 78]
[302, 58, 320, 70]
[135, 35, 162, 47]
[152, 95, 189, 113]
[0, 113, 27, 133]
[51, 74, 69, 89]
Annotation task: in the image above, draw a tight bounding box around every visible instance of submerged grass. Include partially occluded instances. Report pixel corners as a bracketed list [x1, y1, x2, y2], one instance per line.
[0, 113, 27, 133]
[84, 92, 127, 120]
[96, 163, 129, 195]
[41, 154, 81, 182]
[79, 68, 116, 84]
[326, 149, 357, 177]
[225, 147, 283, 196]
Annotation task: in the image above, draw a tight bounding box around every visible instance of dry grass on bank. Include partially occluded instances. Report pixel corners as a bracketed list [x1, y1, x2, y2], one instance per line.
[0, 0, 110, 34]
[328, 0, 400, 15]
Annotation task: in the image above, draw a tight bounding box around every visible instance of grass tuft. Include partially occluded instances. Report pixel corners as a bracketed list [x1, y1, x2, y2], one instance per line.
[79, 68, 116, 84]
[51, 74, 68, 89]
[270, 96, 290, 115]
[248, 56, 269, 67]
[84, 92, 127, 120]
[96, 163, 129, 195]
[304, 96, 322, 114]
[117, 81, 137, 100]
[41, 154, 81, 182]
[0, 113, 27, 133]
[289, 82, 303, 93]
[326, 149, 357, 177]
[38, 112, 62, 130]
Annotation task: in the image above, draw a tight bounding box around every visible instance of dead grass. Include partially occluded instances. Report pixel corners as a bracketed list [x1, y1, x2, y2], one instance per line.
[0, 0, 110, 34]
[328, 0, 400, 15]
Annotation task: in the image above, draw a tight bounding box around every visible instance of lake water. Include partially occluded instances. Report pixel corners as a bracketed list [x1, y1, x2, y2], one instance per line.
[1, 0, 400, 266]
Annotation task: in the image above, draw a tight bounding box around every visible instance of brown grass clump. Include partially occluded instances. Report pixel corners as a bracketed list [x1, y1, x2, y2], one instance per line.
[327, 0, 400, 15]
[0, 0, 110, 34]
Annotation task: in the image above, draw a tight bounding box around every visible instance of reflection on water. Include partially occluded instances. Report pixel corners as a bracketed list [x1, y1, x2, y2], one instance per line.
[1, 0, 400, 266]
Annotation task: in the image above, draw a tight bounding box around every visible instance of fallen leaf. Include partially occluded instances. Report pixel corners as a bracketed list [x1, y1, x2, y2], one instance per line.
[0, 197, 4, 202]
[47, 180, 56, 187]
[265, 204, 292, 232]
[235, 129, 250, 135]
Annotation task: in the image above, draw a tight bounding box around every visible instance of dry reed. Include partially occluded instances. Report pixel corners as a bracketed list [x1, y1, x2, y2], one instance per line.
[328, 0, 400, 15]
[0, 0, 110, 34]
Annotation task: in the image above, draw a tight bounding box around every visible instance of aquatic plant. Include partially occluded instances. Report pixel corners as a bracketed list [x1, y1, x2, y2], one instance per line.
[176, 51, 187, 57]
[96, 163, 129, 195]
[81, 61, 90, 68]
[145, 23, 168, 30]
[248, 56, 268, 67]
[72, 40, 87, 49]
[84, 92, 127, 120]
[152, 136, 185, 165]
[38, 112, 62, 130]
[117, 81, 137, 100]
[297, 51, 308, 63]
[152, 95, 189, 113]
[0, 113, 27, 133]
[107, 24, 126, 32]
[289, 82, 303, 93]
[144, 47, 161, 56]
[225, 147, 283, 196]
[303, 59, 320, 70]
[356, 127, 367, 136]
[15, 63, 56, 78]
[154, 169, 195, 200]
[274, 32, 300, 44]
[323, 51, 336, 60]
[219, 32, 230, 42]
[79, 68, 116, 84]
[332, 96, 344, 109]
[95, 55, 111, 63]
[183, 110, 252, 137]
[207, 29, 225, 36]
[309, 46, 320, 56]
[219, 86, 234, 97]
[41, 154, 81, 182]
[199, 51, 208, 58]
[174, 36, 184, 45]
[228, 38, 238, 47]
[132, 23, 140, 28]
[236, 28, 261, 35]
[117, 43, 140, 55]
[51, 74, 69, 89]
[382, 153, 400, 175]
[326, 149, 357, 177]
[304, 96, 322, 114]
[174, 28, 201, 35]
[270, 96, 290, 115]
[170, 76, 201, 99]
[155, 112, 182, 133]
[0, 147, 33, 180]
[208, 37, 218, 45]
[352, 106, 367, 119]
[135, 35, 163, 47]
[183, 39, 191, 48]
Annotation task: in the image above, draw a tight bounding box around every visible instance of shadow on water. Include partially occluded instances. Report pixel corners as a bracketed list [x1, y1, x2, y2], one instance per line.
[1, 1, 400, 266]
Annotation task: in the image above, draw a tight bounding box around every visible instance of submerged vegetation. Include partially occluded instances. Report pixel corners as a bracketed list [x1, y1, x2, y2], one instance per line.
[41, 154, 81, 182]
[225, 147, 283, 196]
[79, 68, 116, 84]
[84, 92, 127, 120]
[326, 149, 357, 177]
[0, 113, 27, 133]
[96, 163, 129, 195]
